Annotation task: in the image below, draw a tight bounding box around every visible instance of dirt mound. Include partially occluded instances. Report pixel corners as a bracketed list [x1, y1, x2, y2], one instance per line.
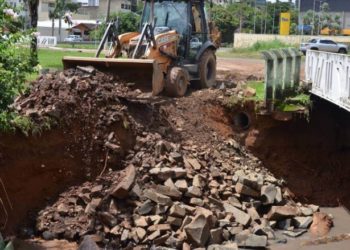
[36, 130, 319, 249]
[0, 68, 141, 234]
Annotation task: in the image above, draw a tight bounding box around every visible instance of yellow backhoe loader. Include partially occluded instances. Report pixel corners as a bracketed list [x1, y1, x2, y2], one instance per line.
[63, 0, 221, 97]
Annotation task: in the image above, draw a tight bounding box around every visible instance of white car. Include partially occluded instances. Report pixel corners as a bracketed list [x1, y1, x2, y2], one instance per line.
[64, 35, 83, 42]
[300, 38, 348, 55]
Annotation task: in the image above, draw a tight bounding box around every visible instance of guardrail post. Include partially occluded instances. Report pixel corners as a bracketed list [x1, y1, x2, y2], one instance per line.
[261, 51, 274, 111]
[270, 49, 284, 100]
[261, 48, 302, 112]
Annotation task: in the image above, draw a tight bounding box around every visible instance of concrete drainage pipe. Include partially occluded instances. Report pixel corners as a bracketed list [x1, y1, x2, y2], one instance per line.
[233, 112, 251, 130]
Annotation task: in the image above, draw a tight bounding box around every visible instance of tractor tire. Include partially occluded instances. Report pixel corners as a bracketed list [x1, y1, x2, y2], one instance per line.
[164, 67, 189, 97]
[197, 49, 216, 89]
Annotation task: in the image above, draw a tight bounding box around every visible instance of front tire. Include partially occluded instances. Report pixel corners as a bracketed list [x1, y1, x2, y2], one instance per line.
[164, 67, 189, 97]
[339, 48, 347, 54]
[197, 49, 216, 89]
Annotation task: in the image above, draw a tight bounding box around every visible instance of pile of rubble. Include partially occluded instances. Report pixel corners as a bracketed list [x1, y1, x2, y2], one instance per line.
[36, 131, 321, 249]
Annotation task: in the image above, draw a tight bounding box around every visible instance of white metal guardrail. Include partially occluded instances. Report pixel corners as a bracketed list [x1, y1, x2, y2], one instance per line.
[306, 50, 350, 112]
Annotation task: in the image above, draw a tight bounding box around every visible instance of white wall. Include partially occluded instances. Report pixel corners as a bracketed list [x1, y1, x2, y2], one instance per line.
[234, 33, 350, 48]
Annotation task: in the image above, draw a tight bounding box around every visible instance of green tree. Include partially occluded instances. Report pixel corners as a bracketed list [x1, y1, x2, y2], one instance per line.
[90, 12, 141, 40]
[52, 0, 80, 41]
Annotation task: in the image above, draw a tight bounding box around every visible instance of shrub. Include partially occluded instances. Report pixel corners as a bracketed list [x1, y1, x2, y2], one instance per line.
[0, 0, 38, 132]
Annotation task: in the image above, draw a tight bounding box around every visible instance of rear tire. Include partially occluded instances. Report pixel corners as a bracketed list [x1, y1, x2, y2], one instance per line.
[339, 48, 347, 54]
[197, 49, 216, 89]
[164, 67, 189, 97]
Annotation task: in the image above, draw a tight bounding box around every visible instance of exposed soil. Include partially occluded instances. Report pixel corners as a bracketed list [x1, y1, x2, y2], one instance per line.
[0, 63, 349, 249]
[242, 96, 350, 209]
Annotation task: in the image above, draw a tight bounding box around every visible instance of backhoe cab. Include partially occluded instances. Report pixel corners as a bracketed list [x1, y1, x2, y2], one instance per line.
[63, 0, 220, 96]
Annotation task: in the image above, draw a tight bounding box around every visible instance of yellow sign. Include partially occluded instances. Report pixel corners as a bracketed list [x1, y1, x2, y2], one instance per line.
[279, 12, 291, 36]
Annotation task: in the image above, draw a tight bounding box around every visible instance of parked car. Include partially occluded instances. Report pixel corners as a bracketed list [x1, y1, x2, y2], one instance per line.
[64, 35, 83, 42]
[300, 38, 348, 55]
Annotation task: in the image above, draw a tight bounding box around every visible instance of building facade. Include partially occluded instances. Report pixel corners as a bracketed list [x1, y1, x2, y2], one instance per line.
[38, 0, 136, 21]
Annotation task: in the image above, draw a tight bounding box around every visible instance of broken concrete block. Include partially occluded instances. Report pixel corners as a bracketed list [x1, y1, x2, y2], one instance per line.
[186, 157, 202, 170]
[148, 224, 171, 232]
[184, 214, 210, 247]
[190, 198, 204, 206]
[175, 179, 188, 192]
[293, 216, 313, 229]
[173, 167, 187, 178]
[169, 204, 186, 218]
[138, 200, 155, 215]
[267, 206, 299, 220]
[207, 243, 238, 250]
[167, 216, 183, 227]
[235, 182, 260, 198]
[78, 235, 100, 250]
[136, 227, 146, 241]
[210, 228, 223, 244]
[247, 207, 260, 221]
[186, 186, 202, 198]
[261, 184, 277, 205]
[223, 203, 251, 226]
[236, 232, 267, 248]
[134, 216, 149, 227]
[155, 185, 182, 199]
[282, 229, 307, 238]
[143, 189, 173, 206]
[110, 165, 136, 199]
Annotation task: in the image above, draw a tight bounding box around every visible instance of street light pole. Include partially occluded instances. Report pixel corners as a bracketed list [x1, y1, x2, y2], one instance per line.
[312, 0, 316, 35]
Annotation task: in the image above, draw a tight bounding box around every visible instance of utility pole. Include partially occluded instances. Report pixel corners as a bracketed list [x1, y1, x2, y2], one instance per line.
[272, 2, 276, 34]
[106, 0, 111, 22]
[253, 0, 256, 33]
[312, 0, 316, 35]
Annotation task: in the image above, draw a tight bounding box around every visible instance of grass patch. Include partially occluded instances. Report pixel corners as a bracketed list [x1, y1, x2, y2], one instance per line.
[217, 39, 298, 59]
[246, 81, 265, 101]
[56, 43, 98, 50]
[276, 93, 311, 112]
[38, 49, 95, 69]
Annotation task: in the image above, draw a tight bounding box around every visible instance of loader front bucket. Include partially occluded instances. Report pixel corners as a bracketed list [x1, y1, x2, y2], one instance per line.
[62, 57, 165, 95]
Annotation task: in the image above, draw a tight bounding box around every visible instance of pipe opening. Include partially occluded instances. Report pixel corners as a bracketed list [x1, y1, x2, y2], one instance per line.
[233, 112, 251, 130]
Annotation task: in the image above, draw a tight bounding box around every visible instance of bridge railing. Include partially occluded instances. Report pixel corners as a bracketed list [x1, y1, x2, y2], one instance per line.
[306, 50, 350, 112]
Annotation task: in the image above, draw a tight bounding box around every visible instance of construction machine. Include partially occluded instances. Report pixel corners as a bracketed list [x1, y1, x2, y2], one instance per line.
[63, 0, 221, 97]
